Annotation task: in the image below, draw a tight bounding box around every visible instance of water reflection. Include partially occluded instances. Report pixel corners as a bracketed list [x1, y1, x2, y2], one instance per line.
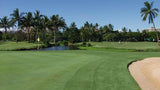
[38, 46, 79, 51]
[39, 46, 69, 51]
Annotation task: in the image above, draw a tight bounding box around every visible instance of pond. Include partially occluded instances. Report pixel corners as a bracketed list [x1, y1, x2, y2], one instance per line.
[37, 46, 79, 51]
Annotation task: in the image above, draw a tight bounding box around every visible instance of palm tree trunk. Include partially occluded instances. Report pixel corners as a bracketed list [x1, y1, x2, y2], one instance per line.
[43, 29, 46, 43]
[16, 28, 18, 43]
[4, 27, 7, 40]
[27, 27, 30, 42]
[152, 21, 159, 46]
[28, 28, 30, 43]
[53, 27, 58, 44]
[54, 30, 56, 44]
[5, 27, 7, 34]
[36, 28, 38, 43]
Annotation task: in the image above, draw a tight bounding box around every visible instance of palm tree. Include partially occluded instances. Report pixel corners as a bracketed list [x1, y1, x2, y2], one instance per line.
[0, 16, 12, 40]
[80, 27, 85, 42]
[21, 12, 33, 42]
[84, 21, 90, 30]
[50, 15, 66, 44]
[122, 27, 127, 33]
[41, 15, 50, 43]
[0, 16, 12, 34]
[108, 24, 114, 31]
[64, 22, 79, 43]
[33, 10, 43, 42]
[141, 1, 159, 46]
[10, 8, 25, 43]
[83, 22, 93, 41]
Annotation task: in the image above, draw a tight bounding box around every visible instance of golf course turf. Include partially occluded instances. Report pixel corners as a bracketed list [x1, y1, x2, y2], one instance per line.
[78, 42, 160, 51]
[0, 41, 45, 51]
[1, 49, 160, 90]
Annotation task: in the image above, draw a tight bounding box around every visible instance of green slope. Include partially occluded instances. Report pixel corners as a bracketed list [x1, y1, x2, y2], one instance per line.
[0, 50, 160, 90]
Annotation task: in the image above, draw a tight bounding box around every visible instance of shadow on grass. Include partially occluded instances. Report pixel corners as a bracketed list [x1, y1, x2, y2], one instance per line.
[127, 60, 138, 69]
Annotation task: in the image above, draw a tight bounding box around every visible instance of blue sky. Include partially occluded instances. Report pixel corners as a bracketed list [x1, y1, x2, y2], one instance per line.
[0, 0, 160, 31]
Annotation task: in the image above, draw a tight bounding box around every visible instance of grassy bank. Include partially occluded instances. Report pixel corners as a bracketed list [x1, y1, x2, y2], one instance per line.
[77, 42, 160, 51]
[0, 50, 160, 90]
[0, 41, 45, 51]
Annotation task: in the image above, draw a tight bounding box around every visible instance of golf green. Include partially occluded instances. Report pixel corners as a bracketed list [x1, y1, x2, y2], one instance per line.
[0, 50, 160, 90]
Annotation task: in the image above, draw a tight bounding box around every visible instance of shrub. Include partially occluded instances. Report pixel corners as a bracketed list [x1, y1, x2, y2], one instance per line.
[29, 40, 35, 43]
[55, 42, 60, 46]
[87, 43, 92, 47]
[2, 34, 8, 41]
[81, 42, 92, 47]
[62, 40, 68, 46]
[82, 42, 86, 46]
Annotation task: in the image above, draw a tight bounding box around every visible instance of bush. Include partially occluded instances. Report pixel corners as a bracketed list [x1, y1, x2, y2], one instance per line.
[55, 42, 60, 46]
[82, 42, 86, 46]
[87, 43, 92, 47]
[43, 38, 50, 45]
[29, 40, 35, 43]
[11, 36, 16, 41]
[126, 38, 138, 42]
[62, 40, 68, 46]
[2, 34, 8, 41]
[81, 42, 92, 47]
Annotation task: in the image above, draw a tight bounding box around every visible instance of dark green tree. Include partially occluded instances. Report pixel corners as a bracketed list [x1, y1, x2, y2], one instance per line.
[10, 8, 25, 42]
[41, 15, 50, 43]
[21, 12, 33, 42]
[50, 15, 66, 44]
[0, 16, 13, 40]
[0, 16, 12, 34]
[64, 22, 80, 43]
[33, 10, 43, 42]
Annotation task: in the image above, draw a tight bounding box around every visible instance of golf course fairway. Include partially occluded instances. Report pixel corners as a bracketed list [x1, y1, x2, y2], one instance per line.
[0, 50, 160, 90]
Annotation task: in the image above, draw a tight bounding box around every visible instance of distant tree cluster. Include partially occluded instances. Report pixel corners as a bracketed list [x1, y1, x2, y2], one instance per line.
[0, 6, 159, 46]
[0, 9, 65, 44]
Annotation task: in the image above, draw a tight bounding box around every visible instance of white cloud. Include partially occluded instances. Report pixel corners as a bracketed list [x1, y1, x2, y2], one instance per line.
[0, 28, 4, 31]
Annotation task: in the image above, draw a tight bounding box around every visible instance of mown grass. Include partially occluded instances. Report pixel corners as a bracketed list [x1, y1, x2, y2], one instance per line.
[0, 41, 45, 51]
[79, 47, 135, 52]
[90, 42, 158, 49]
[76, 42, 160, 51]
[0, 50, 160, 90]
[1, 41, 160, 90]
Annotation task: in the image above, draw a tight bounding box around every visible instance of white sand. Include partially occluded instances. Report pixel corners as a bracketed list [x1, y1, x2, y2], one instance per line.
[129, 57, 160, 90]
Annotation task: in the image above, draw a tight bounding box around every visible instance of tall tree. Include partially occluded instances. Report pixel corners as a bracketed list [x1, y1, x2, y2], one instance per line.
[41, 15, 50, 43]
[0, 16, 12, 40]
[10, 8, 24, 42]
[95, 23, 99, 30]
[141, 1, 159, 45]
[64, 22, 79, 43]
[0, 16, 12, 34]
[83, 22, 96, 41]
[108, 24, 114, 31]
[33, 10, 43, 42]
[122, 27, 127, 41]
[50, 15, 66, 44]
[21, 12, 33, 42]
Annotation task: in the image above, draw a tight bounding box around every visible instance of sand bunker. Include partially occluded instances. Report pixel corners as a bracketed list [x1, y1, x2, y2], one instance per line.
[129, 57, 160, 90]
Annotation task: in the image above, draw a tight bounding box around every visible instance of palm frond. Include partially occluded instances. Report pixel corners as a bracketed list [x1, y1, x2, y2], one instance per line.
[144, 1, 151, 9]
[143, 12, 149, 21]
[150, 1, 154, 8]
[141, 7, 148, 13]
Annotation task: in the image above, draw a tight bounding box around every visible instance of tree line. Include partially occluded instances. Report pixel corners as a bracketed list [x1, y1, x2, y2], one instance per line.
[0, 1, 159, 46]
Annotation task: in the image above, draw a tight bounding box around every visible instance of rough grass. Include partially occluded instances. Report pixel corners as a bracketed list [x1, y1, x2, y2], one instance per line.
[90, 42, 159, 50]
[0, 50, 160, 90]
[0, 41, 44, 51]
